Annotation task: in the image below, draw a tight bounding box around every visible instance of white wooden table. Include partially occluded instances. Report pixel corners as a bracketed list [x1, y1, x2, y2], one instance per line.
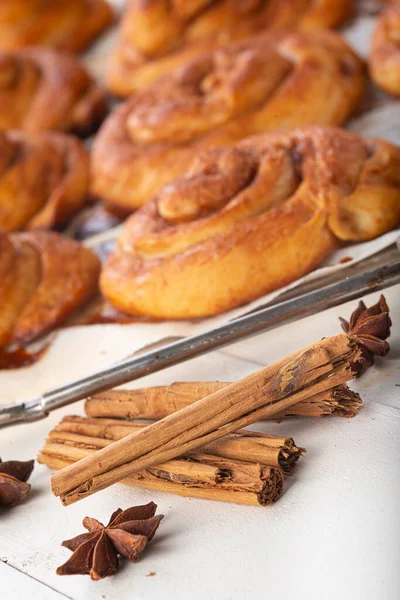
[1, 285, 399, 600]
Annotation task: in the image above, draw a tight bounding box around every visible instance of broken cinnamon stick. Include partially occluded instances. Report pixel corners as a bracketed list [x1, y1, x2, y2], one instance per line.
[85, 382, 362, 420]
[51, 334, 361, 505]
[44, 415, 305, 475]
[39, 431, 285, 506]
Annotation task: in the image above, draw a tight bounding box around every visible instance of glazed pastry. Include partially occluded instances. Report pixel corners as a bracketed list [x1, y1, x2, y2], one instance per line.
[0, 130, 89, 232]
[107, 0, 352, 96]
[370, 1, 400, 95]
[92, 31, 364, 212]
[0, 0, 113, 53]
[100, 127, 400, 319]
[0, 48, 108, 135]
[0, 231, 100, 346]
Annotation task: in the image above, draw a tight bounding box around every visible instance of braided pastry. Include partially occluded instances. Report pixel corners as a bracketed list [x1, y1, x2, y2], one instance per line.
[0, 231, 100, 346]
[107, 0, 352, 96]
[0, 48, 108, 134]
[100, 127, 400, 319]
[0, 130, 89, 232]
[370, 1, 400, 95]
[93, 31, 364, 212]
[0, 0, 113, 53]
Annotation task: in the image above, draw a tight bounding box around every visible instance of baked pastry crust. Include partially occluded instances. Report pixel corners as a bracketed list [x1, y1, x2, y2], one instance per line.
[93, 31, 364, 212]
[100, 127, 400, 319]
[0, 0, 113, 53]
[107, 0, 352, 96]
[0, 130, 89, 232]
[0, 48, 108, 134]
[0, 231, 100, 346]
[370, 1, 400, 95]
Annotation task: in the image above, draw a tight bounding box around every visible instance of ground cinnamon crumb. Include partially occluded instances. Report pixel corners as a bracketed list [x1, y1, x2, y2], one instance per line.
[339, 256, 353, 264]
[146, 571, 156, 577]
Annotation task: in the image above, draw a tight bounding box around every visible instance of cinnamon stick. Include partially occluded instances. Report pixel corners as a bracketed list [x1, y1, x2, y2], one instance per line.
[85, 382, 362, 420]
[39, 433, 285, 506]
[45, 415, 305, 475]
[51, 334, 360, 505]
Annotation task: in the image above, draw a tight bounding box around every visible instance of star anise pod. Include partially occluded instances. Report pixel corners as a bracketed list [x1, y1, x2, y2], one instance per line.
[57, 501, 164, 580]
[0, 458, 34, 508]
[340, 295, 391, 375]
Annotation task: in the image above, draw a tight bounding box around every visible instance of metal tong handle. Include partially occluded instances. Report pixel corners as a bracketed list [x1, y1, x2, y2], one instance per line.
[1, 259, 399, 428]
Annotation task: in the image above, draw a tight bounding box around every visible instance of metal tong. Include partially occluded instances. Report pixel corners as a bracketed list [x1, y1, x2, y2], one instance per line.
[1, 259, 399, 429]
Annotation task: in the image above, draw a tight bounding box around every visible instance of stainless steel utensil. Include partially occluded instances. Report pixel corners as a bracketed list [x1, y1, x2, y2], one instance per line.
[1, 259, 399, 428]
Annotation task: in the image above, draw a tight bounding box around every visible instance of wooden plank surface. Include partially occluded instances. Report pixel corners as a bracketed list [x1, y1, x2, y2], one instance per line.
[1, 561, 70, 600]
[0, 288, 399, 600]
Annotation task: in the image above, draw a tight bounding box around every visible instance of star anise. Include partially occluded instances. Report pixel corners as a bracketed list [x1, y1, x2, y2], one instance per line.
[57, 502, 164, 580]
[340, 295, 391, 375]
[0, 458, 34, 508]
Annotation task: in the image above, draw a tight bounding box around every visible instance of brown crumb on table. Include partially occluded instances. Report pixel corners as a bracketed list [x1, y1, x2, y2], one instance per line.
[146, 571, 156, 577]
[339, 256, 353, 264]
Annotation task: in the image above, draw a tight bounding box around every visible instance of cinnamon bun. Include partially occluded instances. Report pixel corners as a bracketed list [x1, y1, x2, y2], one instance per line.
[0, 0, 113, 53]
[108, 0, 352, 96]
[0, 130, 89, 232]
[370, 1, 400, 95]
[0, 48, 108, 134]
[0, 231, 100, 346]
[93, 31, 364, 212]
[100, 127, 400, 319]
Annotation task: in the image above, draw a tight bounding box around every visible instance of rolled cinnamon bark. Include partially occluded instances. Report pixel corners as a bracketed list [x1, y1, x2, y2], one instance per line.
[51, 334, 361, 505]
[84, 382, 362, 420]
[38, 432, 285, 506]
[85, 382, 226, 420]
[46, 415, 305, 476]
